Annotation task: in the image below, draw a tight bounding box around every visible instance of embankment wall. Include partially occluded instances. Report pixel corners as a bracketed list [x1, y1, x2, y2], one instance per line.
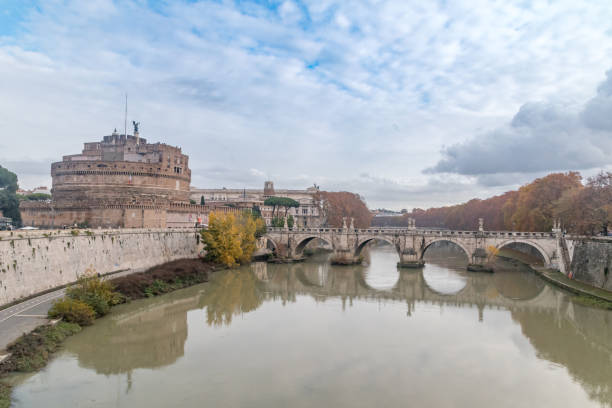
[570, 238, 612, 291]
[0, 228, 201, 307]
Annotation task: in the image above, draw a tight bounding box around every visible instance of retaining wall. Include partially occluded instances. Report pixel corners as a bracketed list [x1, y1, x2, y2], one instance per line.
[0, 228, 201, 307]
[570, 238, 612, 291]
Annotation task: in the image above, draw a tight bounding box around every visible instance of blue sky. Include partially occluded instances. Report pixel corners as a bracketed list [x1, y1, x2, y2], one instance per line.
[1, 0, 612, 209]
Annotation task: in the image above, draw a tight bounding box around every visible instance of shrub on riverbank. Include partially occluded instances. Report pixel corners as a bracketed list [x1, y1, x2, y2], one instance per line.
[111, 258, 215, 300]
[65, 276, 125, 317]
[48, 298, 96, 325]
[0, 322, 81, 374]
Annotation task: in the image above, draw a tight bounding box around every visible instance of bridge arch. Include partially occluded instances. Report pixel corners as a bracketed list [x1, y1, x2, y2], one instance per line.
[262, 235, 279, 252]
[355, 236, 398, 257]
[495, 239, 551, 266]
[294, 236, 333, 256]
[420, 238, 471, 262]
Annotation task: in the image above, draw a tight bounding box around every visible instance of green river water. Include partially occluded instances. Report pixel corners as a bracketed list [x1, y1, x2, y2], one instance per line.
[9, 246, 612, 407]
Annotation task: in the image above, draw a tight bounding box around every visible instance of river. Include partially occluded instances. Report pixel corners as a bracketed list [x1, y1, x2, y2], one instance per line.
[9, 246, 612, 407]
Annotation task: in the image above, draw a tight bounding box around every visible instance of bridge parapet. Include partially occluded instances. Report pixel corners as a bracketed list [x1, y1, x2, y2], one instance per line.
[264, 226, 566, 273]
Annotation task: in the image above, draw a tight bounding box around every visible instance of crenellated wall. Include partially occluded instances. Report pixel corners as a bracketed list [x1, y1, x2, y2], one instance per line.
[0, 228, 202, 307]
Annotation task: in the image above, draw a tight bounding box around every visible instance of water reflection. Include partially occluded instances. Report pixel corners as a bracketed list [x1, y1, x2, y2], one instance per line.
[362, 247, 399, 290]
[66, 288, 202, 374]
[11, 249, 612, 408]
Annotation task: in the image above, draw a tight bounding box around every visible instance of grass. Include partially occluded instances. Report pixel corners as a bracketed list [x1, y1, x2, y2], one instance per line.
[0, 322, 81, 407]
[0, 322, 81, 374]
[572, 295, 612, 310]
[0, 382, 11, 408]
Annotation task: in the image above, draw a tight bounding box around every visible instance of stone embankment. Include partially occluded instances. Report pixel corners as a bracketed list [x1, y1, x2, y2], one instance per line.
[570, 237, 612, 291]
[0, 228, 202, 308]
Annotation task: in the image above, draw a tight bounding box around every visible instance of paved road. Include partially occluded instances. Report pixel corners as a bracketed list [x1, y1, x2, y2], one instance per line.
[0, 289, 65, 353]
[0, 268, 137, 354]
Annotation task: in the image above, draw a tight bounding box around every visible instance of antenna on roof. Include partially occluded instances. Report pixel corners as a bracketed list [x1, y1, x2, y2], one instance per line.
[124, 93, 128, 137]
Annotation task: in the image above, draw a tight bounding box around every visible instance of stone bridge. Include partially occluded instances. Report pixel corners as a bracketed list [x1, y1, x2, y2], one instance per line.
[262, 219, 574, 274]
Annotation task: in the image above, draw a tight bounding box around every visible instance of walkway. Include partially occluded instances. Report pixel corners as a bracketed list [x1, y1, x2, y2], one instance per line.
[0, 289, 65, 356]
[0, 268, 137, 356]
[533, 267, 612, 303]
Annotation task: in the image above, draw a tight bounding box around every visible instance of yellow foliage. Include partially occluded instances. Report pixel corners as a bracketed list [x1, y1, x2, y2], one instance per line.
[201, 211, 263, 267]
[486, 245, 499, 260]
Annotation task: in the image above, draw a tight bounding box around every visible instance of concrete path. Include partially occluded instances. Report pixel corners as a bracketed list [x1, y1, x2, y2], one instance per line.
[0, 268, 139, 354]
[0, 289, 65, 354]
[533, 267, 612, 302]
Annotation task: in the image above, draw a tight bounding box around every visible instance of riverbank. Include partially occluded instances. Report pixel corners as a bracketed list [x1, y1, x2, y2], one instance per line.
[0, 258, 223, 407]
[497, 250, 612, 308]
[532, 267, 612, 307]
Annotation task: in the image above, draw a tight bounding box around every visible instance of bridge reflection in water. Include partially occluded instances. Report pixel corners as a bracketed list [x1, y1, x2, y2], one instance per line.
[32, 249, 611, 408]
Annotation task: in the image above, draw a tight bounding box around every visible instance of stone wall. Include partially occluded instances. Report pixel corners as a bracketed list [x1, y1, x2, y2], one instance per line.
[20, 203, 238, 229]
[0, 228, 202, 307]
[570, 238, 612, 291]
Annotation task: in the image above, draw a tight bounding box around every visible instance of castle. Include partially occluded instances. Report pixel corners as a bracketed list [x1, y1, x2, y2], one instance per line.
[21, 126, 232, 228]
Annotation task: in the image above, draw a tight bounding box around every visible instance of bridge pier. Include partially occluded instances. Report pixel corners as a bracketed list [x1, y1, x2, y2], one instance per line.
[398, 251, 424, 268]
[330, 249, 362, 265]
[467, 248, 493, 273]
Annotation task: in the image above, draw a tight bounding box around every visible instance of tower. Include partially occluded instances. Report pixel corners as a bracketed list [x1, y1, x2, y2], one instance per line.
[264, 181, 275, 197]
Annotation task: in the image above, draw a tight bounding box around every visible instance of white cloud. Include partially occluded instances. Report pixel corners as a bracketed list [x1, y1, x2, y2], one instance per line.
[1, 0, 612, 209]
[427, 73, 612, 176]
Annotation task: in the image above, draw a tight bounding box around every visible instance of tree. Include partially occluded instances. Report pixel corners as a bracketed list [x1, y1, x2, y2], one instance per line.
[200, 196, 205, 205]
[264, 196, 299, 217]
[314, 191, 372, 228]
[287, 214, 294, 229]
[271, 216, 285, 227]
[0, 165, 22, 226]
[200, 211, 265, 267]
[17, 193, 52, 201]
[201, 212, 243, 267]
[386, 172, 583, 232]
[555, 171, 611, 235]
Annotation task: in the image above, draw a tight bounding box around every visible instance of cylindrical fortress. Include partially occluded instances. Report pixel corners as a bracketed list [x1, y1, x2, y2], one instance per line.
[51, 160, 190, 206]
[19, 130, 203, 228]
[50, 132, 191, 206]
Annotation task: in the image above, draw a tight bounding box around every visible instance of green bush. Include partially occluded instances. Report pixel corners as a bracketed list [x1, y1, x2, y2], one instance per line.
[48, 298, 95, 326]
[66, 275, 125, 317]
[144, 279, 172, 297]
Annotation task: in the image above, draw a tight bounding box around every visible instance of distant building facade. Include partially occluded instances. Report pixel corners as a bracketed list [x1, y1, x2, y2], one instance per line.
[21, 128, 232, 228]
[191, 181, 324, 227]
[17, 186, 50, 196]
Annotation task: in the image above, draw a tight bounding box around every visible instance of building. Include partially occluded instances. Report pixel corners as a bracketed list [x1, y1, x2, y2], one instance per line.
[20, 127, 233, 228]
[191, 181, 324, 227]
[17, 186, 50, 196]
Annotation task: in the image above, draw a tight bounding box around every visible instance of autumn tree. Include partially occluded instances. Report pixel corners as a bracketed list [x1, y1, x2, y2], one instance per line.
[509, 172, 582, 231]
[201, 211, 265, 267]
[314, 191, 372, 228]
[377, 171, 588, 233]
[555, 171, 611, 235]
[201, 212, 242, 267]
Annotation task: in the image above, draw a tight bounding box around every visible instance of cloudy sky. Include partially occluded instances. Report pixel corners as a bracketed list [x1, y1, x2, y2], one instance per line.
[1, 0, 612, 210]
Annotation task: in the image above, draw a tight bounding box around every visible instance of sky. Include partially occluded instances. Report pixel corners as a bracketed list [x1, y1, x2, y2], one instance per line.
[1, 0, 611, 210]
